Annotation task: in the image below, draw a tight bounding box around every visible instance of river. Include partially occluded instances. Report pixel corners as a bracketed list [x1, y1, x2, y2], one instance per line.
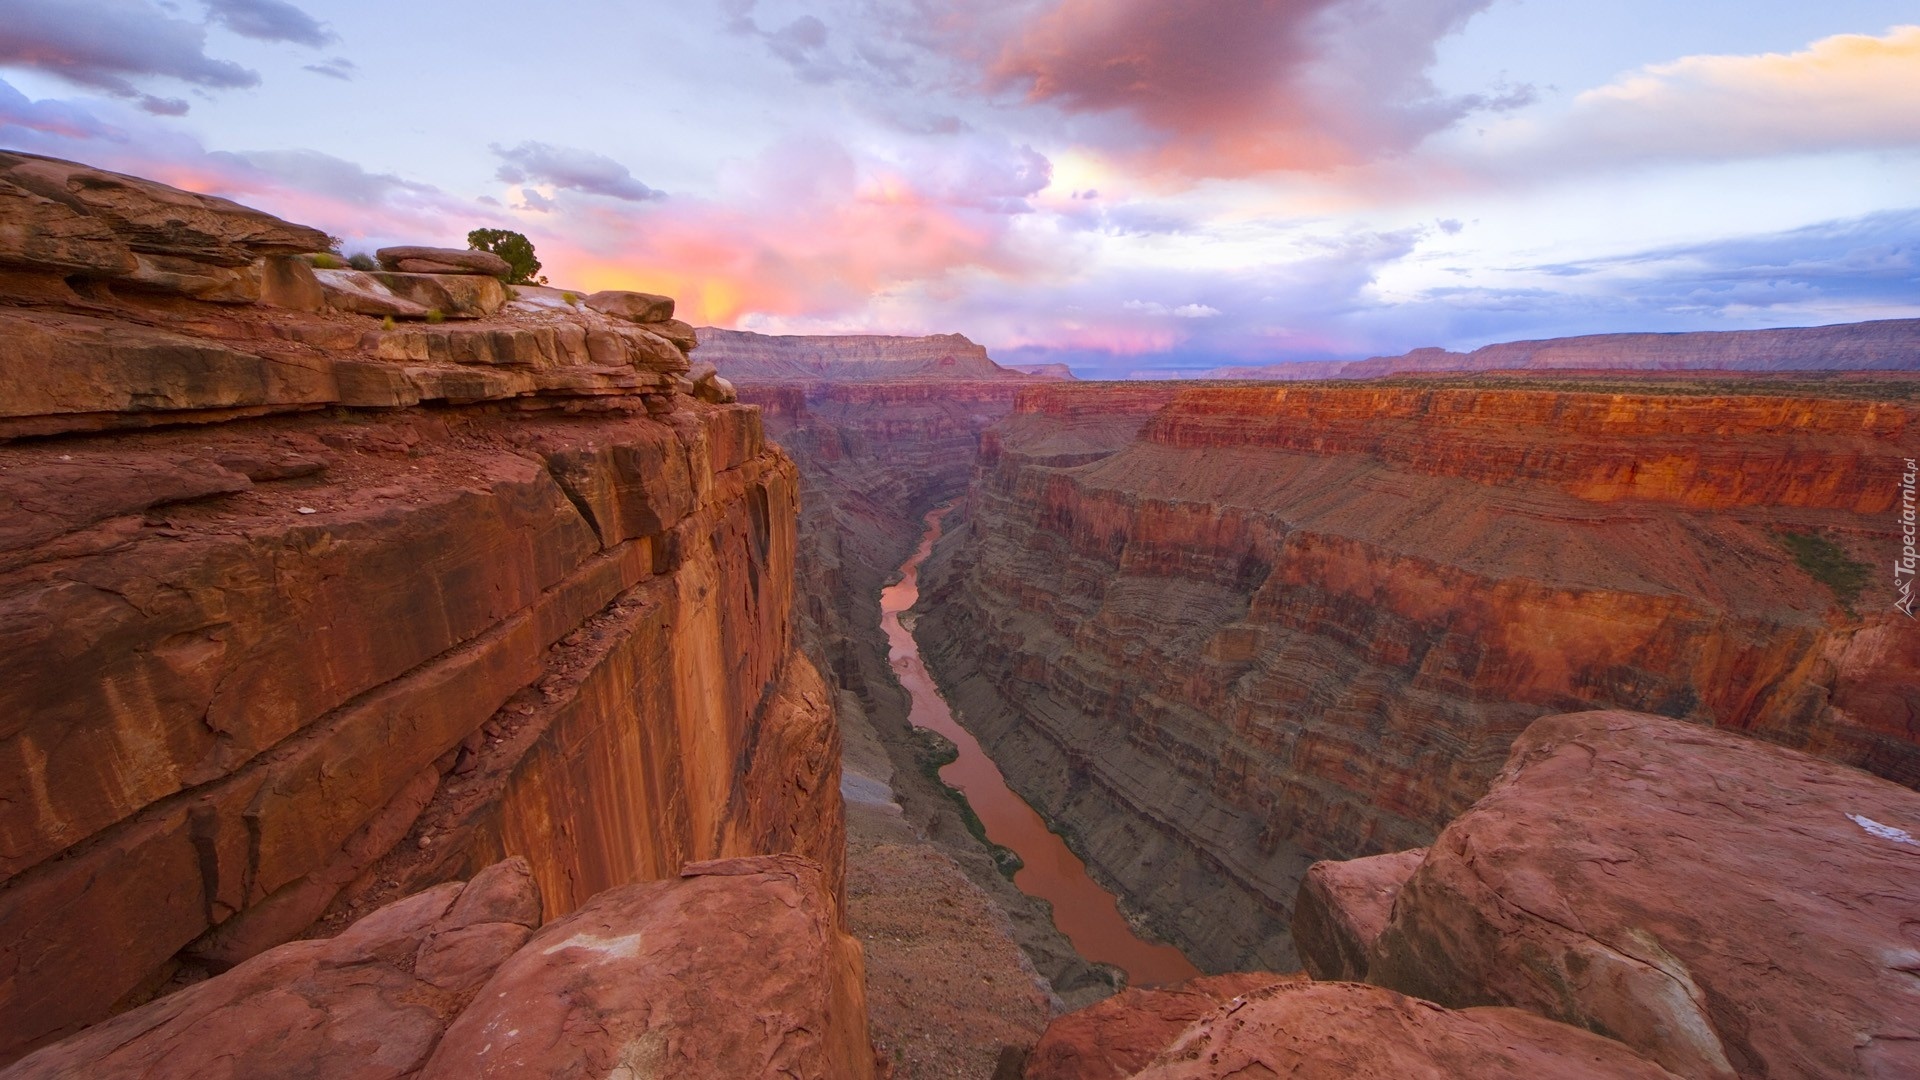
[880, 505, 1202, 987]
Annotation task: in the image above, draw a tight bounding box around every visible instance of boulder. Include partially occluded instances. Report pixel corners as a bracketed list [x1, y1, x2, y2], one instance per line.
[0, 150, 328, 266]
[369, 271, 507, 319]
[647, 317, 699, 351]
[1368, 711, 1920, 1079]
[311, 268, 430, 318]
[258, 255, 325, 312]
[1291, 848, 1425, 982]
[1026, 973, 1295, 1080]
[0, 179, 138, 277]
[1, 860, 542, 1080]
[584, 289, 675, 323]
[418, 855, 873, 1079]
[1122, 981, 1679, 1079]
[375, 246, 510, 277]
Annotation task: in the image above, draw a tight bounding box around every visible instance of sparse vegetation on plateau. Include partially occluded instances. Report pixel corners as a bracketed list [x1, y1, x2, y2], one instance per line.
[1776, 530, 1871, 613]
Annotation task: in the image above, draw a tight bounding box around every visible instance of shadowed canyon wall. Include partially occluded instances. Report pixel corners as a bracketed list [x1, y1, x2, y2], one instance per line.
[914, 379, 1920, 972]
[0, 152, 855, 1066]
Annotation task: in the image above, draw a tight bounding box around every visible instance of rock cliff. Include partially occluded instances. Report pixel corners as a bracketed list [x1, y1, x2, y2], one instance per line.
[1203, 318, 1920, 379]
[915, 378, 1918, 971]
[0, 153, 863, 1068]
[700, 326, 1017, 380]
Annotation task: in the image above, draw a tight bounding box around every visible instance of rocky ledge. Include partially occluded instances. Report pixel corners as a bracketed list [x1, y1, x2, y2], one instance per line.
[0, 152, 867, 1072]
[4, 854, 871, 1080]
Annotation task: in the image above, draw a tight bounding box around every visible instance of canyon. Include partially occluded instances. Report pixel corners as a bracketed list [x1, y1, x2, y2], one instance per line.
[3, 152, 1916, 1080]
[912, 376, 1919, 973]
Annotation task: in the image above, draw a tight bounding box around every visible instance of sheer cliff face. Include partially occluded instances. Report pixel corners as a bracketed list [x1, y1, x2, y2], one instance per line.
[915, 381, 1919, 972]
[0, 158, 849, 1062]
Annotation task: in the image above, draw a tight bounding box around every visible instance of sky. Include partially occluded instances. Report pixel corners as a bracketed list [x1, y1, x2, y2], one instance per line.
[1, 1, 1916, 377]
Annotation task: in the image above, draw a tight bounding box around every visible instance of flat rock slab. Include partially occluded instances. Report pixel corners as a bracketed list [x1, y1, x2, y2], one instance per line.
[1369, 710, 1920, 1079]
[1292, 848, 1425, 981]
[1126, 981, 1679, 1079]
[312, 267, 430, 318]
[376, 246, 510, 277]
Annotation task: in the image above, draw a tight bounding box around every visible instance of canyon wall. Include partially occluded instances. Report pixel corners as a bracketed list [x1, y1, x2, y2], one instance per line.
[700, 326, 1013, 380]
[915, 379, 1919, 971]
[0, 154, 856, 1065]
[1205, 317, 1920, 378]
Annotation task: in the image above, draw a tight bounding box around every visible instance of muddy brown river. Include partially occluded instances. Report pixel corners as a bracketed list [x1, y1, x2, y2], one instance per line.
[881, 506, 1201, 987]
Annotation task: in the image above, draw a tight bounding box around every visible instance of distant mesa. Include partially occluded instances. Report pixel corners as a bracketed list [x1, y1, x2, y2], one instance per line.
[1007, 362, 1078, 380]
[1206, 321, 1920, 379]
[695, 326, 1032, 382]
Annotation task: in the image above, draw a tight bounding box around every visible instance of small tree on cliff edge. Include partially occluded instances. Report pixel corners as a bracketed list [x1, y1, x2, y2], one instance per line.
[467, 228, 547, 285]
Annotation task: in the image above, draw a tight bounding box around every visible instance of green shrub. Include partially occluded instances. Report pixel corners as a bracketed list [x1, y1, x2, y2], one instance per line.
[425, 308, 445, 325]
[346, 252, 377, 271]
[466, 227, 547, 285]
[380, 315, 395, 331]
[310, 252, 343, 269]
[562, 291, 579, 305]
[1777, 531, 1870, 613]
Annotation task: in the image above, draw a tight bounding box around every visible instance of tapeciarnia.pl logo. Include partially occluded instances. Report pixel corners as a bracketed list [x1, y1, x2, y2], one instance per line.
[1898, 458, 1918, 619]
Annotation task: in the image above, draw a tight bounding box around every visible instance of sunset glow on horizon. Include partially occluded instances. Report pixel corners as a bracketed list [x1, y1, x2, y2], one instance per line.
[3, 0, 1915, 376]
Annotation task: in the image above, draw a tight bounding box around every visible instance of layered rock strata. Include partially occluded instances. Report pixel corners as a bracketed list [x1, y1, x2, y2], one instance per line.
[5, 854, 874, 1080]
[701, 326, 1014, 380]
[1205, 317, 1920, 378]
[0, 156, 859, 1065]
[916, 380, 1918, 971]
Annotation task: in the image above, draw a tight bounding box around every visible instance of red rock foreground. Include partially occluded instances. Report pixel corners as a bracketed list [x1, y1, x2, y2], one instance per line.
[1028, 709, 1919, 1077]
[1364, 711, 1920, 1079]
[3, 854, 872, 1080]
[1026, 978, 1678, 1079]
[0, 151, 866, 1070]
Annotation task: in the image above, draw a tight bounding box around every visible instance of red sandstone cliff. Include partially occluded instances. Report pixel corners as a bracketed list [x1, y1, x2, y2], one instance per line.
[915, 378, 1918, 972]
[0, 153, 864, 1068]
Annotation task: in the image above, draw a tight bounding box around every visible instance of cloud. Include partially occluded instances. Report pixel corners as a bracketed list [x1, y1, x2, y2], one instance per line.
[985, 0, 1519, 176]
[534, 135, 1067, 325]
[491, 141, 665, 202]
[0, 0, 259, 110]
[302, 57, 357, 81]
[0, 77, 124, 140]
[204, 0, 336, 48]
[1476, 26, 1920, 171]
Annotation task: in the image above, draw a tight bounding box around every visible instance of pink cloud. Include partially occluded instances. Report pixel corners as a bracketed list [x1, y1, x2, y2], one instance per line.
[986, 0, 1506, 177]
